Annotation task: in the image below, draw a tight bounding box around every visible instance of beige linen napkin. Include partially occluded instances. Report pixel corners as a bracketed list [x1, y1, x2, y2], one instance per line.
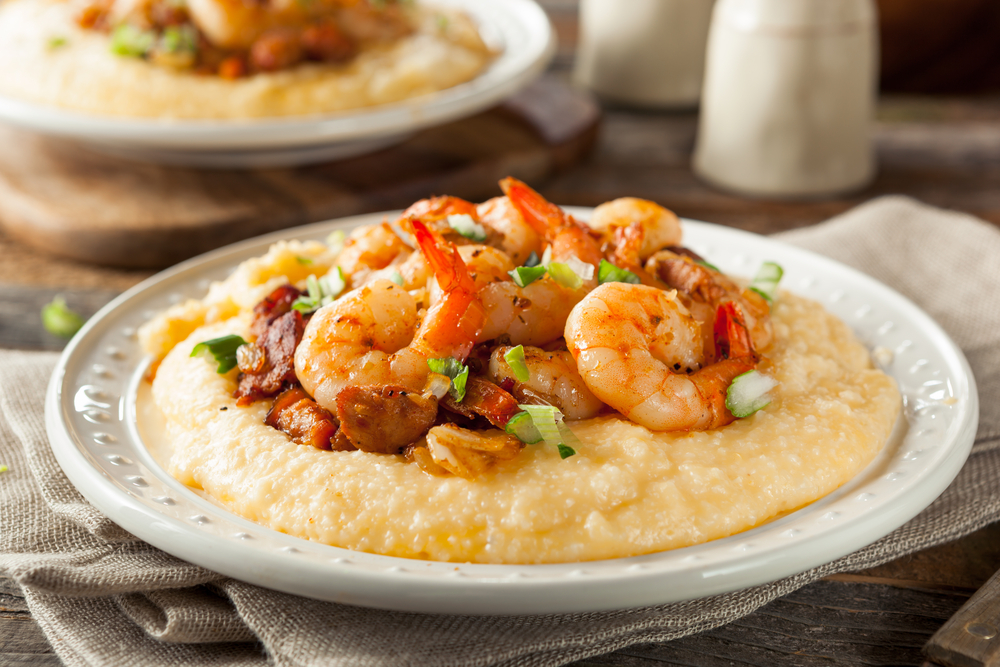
[1, 195, 998, 667]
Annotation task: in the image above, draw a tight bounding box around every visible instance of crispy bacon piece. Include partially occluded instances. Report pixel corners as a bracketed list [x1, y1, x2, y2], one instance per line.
[334, 385, 438, 455]
[235, 311, 304, 405]
[250, 284, 304, 340]
[302, 19, 357, 62]
[440, 376, 521, 428]
[265, 387, 343, 451]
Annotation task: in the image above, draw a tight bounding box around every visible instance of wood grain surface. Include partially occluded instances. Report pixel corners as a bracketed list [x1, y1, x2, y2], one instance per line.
[0, 77, 599, 269]
[2, 1, 1000, 665]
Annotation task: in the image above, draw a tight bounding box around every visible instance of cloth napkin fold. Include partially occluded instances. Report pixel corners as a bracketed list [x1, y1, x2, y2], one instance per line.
[2, 196, 998, 667]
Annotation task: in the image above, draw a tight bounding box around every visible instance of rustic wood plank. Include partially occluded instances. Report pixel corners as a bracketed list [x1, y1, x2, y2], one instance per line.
[926, 569, 1000, 667]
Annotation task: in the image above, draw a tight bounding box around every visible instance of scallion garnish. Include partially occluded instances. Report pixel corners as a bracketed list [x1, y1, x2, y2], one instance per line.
[447, 214, 487, 242]
[296, 256, 313, 265]
[697, 259, 721, 272]
[427, 357, 469, 402]
[190, 335, 247, 374]
[512, 405, 578, 458]
[0, 464, 8, 473]
[725, 370, 778, 418]
[160, 24, 197, 53]
[508, 265, 547, 288]
[292, 269, 345, 313]
[597, 259, 640, 285]
[326, 230, 346, 253]
[546, 262, 582, 290]
[41, 296, 85, 339]
[110, 24, 156, 57]
[748, 262, 783, 302]
[504, 411, 542, 444]
[48, 36, 68, 49]
[389, 270, 405, 286]
[504, 345, 530, 382]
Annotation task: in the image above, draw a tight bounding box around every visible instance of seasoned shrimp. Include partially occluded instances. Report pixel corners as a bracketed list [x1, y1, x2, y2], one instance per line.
[295, 220, 484, 410]
[500, 177, 604, 271]
[476, 196, 542, 265]
[335, 222, 411, 287]
[565, 282, 759, 431]
[589, 198, 682, 261]
[452, 245, 585, 347]
[646, 250, 773, 354]
[487, 345, 603, 420]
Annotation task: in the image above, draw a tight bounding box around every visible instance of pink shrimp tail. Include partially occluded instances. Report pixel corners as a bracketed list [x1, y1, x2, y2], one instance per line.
[408, 219, 485, 361]
[713, 301, 758, 362]
[499, 177, 567, 237]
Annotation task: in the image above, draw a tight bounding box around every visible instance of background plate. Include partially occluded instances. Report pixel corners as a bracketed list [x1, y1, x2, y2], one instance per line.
[45, 210, 978, 615]
[0, 0, 555, 167]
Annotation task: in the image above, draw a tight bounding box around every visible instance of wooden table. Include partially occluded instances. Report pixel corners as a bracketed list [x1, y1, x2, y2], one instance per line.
[4, 2, 1000, 665]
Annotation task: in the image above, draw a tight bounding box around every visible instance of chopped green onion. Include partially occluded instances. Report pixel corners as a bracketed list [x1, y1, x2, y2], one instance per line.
[0, 464, 7, 473]
[110, 24, 156, 57]
[296, 256, 313, 265]
[598, 259, 640, 285]
[564, 256, 595, 281]
[48, 36, 68, 49]
[697, 259, 721, 272]
[546, 262, 582, 290]
[293, 270, 345, 313]
[557, 444, 576, 459]
[190, 335, 247, 374]
[160, 24, 197, 53]
[523, 251, 541, 268]
[725, 370, 778, 418]
[427, 357, 469, 402]
[389, 270, 404, 286]
[508, 265, 547, 288]
[515, 405, 578, 458]
[326, 230, 346, 253]
[42, 296, 85, 339]
[436, 13, 449, 30]
[504, 411, 542, 444]
[504, 345, 530, 382]
[748, 262, 783, 302]
[447, 214, 487, 242]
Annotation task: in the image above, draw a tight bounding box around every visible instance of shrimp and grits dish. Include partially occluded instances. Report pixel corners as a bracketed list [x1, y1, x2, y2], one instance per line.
[0, 0, 493, 118]
[138, 178, 901, 564]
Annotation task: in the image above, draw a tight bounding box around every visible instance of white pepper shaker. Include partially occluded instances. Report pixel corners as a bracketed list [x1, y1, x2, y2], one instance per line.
[573, 0, 717, 108]
[693, 0, 878, 198]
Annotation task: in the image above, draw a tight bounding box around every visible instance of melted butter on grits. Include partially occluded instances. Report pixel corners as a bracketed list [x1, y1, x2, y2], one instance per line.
[141, 269, 901, 563]
[0, 0, 494, 119]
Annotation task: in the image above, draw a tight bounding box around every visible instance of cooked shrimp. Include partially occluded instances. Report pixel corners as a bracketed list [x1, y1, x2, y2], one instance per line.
[565, 283, 759, 431]
[335, 222, 411, 287]
[453, 245, 584, 347]
[476, 196, 542, 265]
[588, 198, 682, 261]
[500, 177, 604, 271]
[487, 346, 603, 420]
[295, 220, 484, 410]
[646, 250, 773, 354]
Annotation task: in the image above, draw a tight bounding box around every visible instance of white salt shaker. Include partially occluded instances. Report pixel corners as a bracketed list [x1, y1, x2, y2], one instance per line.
[693, 0, 878, 197]
[573, 0, 717, 108]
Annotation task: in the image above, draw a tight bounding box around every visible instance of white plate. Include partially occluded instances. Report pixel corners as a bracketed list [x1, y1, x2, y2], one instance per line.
[45, 210, 979, 615]
[0, 0, 554, 168]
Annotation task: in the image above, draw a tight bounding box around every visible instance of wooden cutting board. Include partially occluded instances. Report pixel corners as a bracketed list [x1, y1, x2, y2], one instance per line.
[0, 76, 599, 269]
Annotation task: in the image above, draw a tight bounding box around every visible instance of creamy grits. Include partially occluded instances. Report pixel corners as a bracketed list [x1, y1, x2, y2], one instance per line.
[0, 0, 493, 118]
[140, 240, 901, 564]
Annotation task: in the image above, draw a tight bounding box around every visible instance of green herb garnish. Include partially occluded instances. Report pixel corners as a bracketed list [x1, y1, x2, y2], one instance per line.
[748, 261, 784, 302]
[190, 335, 247, 374]
[0, 464, 8, 473]
[447, 214, 487, 242]
[597, 259, 640, 285]
[110, 24, 156, 57]
[41, 296, 85, 339]
[508, 265, 547, 288]
[427, 357, 469, 402]
[292, 270, 346, 313]
[504, 411, 542, 444]
[296, 256, 313, 266]
[326, 229, 346, 254]
[504, 345, 530, 383]
[511, 405, 580, 458]
[557, 444, 576, 459]
[48, 36, 68, 49]
[545, 262, 582, 290]
[160, 24, 197, 53]
[697, 259, 721, 272]
[725, 370, 778, 418]
[389, 270, 404, 286]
